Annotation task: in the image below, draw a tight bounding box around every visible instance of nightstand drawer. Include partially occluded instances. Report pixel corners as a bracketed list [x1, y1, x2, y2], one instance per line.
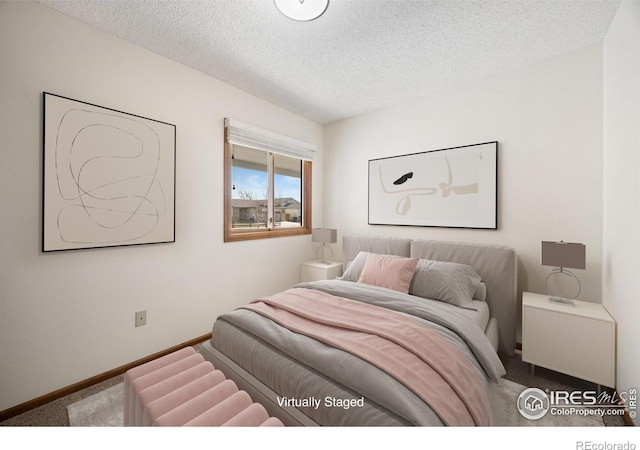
[522, 292, 615, 387]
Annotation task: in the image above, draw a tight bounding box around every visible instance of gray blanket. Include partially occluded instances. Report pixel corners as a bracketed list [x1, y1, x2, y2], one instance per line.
[212, 280, 505, 426]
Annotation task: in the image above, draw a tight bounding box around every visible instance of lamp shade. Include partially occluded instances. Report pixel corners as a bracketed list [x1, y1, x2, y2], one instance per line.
[541, 241, 586, 270]
[312, 228, 337, 244]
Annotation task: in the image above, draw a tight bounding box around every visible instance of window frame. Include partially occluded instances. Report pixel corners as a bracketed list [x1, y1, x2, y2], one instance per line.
[224, 126, 312, 242]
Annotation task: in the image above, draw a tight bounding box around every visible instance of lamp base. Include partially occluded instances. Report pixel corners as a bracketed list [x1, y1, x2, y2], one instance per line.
[316, 243, 334, 265]
[544, 268, 581, 300]
[549, 296, 575, 306]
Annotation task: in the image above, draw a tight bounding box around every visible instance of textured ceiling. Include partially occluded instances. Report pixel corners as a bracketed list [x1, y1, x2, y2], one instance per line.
[39, 0, 621, 124]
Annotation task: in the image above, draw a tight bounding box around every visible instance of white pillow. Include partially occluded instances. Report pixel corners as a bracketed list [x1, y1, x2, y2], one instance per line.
[338, 251, 371, 282]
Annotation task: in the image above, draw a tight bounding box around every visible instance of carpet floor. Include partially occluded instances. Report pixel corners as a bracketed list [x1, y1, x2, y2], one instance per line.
[0, 349, 627, 427]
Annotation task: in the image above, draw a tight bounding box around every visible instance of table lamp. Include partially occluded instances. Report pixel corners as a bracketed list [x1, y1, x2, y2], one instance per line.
[541, 241, 586, 304]
[312, 228, 337, 264]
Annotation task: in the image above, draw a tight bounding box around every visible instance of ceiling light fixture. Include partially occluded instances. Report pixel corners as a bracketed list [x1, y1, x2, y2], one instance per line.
[274, 0, 329, 22]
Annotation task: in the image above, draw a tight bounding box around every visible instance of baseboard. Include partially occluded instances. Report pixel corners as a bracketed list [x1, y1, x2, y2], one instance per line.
[515, 342, 522, 351]
[0, 333, 211, 422]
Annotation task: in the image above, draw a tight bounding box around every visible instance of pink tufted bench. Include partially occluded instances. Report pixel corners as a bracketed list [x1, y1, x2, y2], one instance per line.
[123, 347, 283, 427]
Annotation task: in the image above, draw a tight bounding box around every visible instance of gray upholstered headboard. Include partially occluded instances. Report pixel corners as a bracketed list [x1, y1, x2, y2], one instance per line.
[342, 235, 517, 357]
[342, 235, 412, 267]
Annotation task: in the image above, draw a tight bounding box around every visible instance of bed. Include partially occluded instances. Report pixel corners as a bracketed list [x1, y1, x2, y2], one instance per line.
[199, 236, 517, 426]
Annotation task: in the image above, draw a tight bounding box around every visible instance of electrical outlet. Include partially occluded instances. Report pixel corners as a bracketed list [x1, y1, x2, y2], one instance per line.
[135, 310, 147, 327]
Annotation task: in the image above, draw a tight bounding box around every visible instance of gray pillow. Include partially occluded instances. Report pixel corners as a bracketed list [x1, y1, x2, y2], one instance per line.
[474, 282, 487, 301]
[409, 259, 482, 307]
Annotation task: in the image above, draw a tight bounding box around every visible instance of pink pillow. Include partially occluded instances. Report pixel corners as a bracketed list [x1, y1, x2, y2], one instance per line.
[357, 253, 419, 293]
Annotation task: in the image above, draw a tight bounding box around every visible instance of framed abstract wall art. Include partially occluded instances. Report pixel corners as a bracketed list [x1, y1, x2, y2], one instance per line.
[368, 141, 497, 229]
[42, 93, 176, 251]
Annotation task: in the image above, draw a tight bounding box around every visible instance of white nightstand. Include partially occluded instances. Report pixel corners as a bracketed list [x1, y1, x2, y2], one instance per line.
[300, 261, 343, 282]
[522, 291, 616, 389]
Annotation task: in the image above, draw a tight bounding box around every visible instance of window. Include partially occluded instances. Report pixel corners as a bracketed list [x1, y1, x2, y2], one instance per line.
[224, 119, 314, 242]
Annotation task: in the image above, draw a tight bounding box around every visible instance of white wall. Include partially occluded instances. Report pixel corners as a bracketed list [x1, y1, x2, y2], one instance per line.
[602, 0, 640, 426]
[324, 45, 604, 339]
[0, 2, 322, 412]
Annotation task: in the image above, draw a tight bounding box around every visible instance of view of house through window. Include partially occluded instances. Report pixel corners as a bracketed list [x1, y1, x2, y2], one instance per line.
[273, 153, 303, 228]
[231, 145, 302, 230]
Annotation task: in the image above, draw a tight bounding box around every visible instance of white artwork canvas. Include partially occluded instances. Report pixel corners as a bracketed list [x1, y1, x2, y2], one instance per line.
[43, 93, 176, 251]
[368, 142, 497, 229]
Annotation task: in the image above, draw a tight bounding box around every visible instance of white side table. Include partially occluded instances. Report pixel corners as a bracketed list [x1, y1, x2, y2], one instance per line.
[522, 291, 616, 389]
[300, 261, 343, 282]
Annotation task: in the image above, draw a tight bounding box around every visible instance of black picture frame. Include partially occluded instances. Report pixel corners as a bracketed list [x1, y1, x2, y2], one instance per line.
[368, 141, 498, 229]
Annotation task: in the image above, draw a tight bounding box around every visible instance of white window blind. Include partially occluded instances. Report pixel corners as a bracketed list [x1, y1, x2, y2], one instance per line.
[225, 118, 316, 161]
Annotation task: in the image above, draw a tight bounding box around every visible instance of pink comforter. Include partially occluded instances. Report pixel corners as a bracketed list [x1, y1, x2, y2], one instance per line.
[243, 288, 492, 426]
